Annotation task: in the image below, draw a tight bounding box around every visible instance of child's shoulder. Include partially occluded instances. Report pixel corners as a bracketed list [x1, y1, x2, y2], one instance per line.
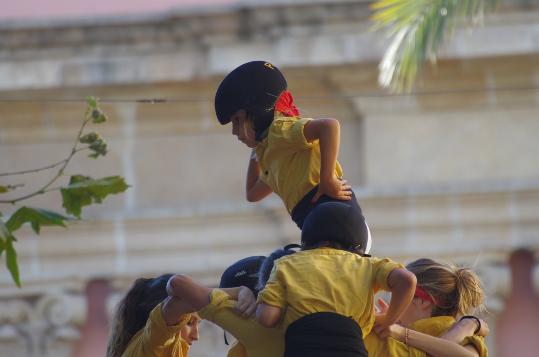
[296, 247, 358, 261]
[273, 251, 303, 264]
[271, 249, 311, 267]
[271, 114, 311, 127]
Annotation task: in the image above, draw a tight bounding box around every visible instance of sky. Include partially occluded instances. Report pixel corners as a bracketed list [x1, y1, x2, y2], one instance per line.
[0, 0, 238, 21]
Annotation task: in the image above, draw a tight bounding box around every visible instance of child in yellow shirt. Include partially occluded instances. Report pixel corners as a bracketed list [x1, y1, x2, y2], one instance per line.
[166, 246, 299, 357]
[215, 61, 371, 254]
[256, 202, 416, 357]
[107, 274, 200, 357]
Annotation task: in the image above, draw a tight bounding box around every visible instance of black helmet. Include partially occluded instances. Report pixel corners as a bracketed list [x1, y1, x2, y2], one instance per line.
[301, 202, 371, 255]
[219, 255, 266, 293]
[215, 61, 287, 139]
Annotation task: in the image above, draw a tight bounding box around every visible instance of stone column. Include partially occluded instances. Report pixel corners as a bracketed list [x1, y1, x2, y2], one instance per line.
[495, 249, 539, 357]
[71, 279, 111, 357]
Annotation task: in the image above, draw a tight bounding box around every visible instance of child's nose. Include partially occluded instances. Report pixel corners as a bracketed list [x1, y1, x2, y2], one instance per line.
[191, 326, 199, 341]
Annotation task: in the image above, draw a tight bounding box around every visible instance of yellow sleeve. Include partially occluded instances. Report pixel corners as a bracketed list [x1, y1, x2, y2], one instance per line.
[269, 117, 313, 151]
[412, 316, 455, 337]
[132, 303, 190, 356]
[462, 336, 488, 357]
[364, 332, 426, 357]
[227, 341, 249, 357]
[198, 288, 231, 321]
[257, 264, 286, 308]
[198, 289, 264, 350]
[370, 257, 405, 292]
[387, 337, 426, 357]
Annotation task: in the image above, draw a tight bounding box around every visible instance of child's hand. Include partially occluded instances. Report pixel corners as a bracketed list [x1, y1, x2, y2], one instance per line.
[312, 176, 352, 203]
[374, 310, 387, 328]
[478, 319, 489, 337]
[234, 286, 257, 318]
[375, 323, 406, 341]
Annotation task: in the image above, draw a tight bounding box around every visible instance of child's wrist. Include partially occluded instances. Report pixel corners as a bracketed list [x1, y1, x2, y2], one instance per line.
[403, 327, 410, 345]
[319, 172, 334, 181]
[391, 325, 406, 342]
[459, 316, 481, 335]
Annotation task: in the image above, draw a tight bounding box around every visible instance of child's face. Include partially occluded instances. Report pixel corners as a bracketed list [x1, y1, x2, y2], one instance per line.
[180, 313, 201, 345]
[397, 297, 433, 327]
[230, 109, 256, 148]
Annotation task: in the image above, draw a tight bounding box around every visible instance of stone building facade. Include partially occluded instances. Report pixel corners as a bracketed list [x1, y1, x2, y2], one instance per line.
[1, 0, 538, 356]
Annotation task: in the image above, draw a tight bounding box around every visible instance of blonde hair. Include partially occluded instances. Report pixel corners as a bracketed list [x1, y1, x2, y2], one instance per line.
[406, 258, 485, 317]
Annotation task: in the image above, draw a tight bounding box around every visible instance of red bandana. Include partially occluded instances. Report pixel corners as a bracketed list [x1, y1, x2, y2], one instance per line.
[275, 90, 300, 117]
[414, 286, 436, 305]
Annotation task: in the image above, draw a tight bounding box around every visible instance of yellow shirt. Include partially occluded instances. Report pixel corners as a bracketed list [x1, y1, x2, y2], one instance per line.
[364, 332, 422, 357]
[364, 316, 488, 357]
[255, 114, 344, 213]
[122, 302, 191, 357]
[257, 248, 403, 337]
[413, 316, 487, 357]
[198, 289, 284, 357]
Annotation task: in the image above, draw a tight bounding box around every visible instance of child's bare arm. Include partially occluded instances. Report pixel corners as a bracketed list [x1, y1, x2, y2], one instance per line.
[256, 303, 282, 327]
[246, 151, 272, 202]
[166, 274, 212, 310]
[378, 268, 416, 329]
[441, 318, 488, 341]
[303, 118, 352, 202]
[161, 296, 195, 326]
[376, 324, 479, 357]
[162, 275, 209, 326]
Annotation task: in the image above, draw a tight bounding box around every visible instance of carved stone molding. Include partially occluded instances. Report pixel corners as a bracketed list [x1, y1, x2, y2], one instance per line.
[0, 292, 84, 357]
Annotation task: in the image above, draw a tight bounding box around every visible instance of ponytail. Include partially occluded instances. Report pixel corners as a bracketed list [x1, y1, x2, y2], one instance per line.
[454, 268, 485, 317]
[257, 245, 299, 292]
[406, 259, 484, 317]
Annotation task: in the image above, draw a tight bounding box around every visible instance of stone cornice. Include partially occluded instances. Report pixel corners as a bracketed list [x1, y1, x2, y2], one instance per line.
[0, 1, 371, 50]
[0, 1, 538, 90]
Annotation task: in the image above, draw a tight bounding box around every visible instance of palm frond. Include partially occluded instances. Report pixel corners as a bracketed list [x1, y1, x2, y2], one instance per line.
[371, 0, 499, 93]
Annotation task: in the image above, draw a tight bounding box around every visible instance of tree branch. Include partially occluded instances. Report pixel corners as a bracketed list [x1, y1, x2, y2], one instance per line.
[0, 119, 91, 204]
[0, 147, 90, 177]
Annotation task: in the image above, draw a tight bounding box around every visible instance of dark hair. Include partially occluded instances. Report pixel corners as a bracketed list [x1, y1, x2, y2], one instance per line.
[256, 244, 299, 292]
[107, 274, 173, 357]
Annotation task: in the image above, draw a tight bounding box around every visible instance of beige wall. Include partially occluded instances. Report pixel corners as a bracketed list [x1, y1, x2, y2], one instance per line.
[1, 1, 539, 356]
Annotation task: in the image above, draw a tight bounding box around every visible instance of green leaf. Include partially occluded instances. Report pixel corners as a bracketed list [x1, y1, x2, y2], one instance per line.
[70, 175, 92, 184]
[6, 207, 69, 234]
[61, 176, 129, 218]
[0, 220, 9, 255]
[79, 132, 100, 144]
[84, 96, 107, 123]
[6, 235, 20, 287]
[90, 109, 107, 124]
[0, 186, 8, 194]
[0, 220, 20, 287]
[86, 96, 98, 108]
[85, 108, 107, 124]
[88, 139, 108, 158]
